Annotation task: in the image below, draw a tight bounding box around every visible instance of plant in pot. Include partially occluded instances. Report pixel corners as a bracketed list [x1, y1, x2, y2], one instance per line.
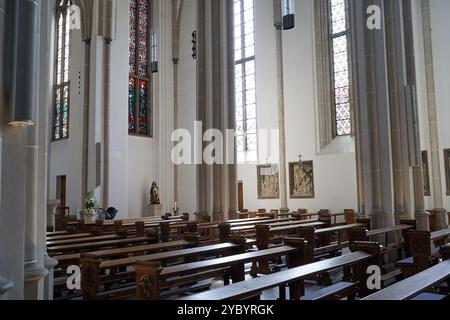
[81, 192, 98, 222]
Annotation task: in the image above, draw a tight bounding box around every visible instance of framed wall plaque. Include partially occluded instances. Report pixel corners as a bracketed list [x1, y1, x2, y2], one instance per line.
[289, 161, 315, 199]
[257, 164, 280, 199]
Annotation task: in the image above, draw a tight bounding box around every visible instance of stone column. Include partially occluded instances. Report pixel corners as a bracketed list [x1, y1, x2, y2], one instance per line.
[350, 0, 393, 229]
[403, 0, 429, 231]
[420, 0, 447, 229]
[211, 0, 223, 221]
[42, 0, 58, 300]
[172, 0, 184, 210]
[273, 0, 288, 213]
[46, 200, 60, 231]
[24, 0, 53, 300]
[226, 0, 238, 220]
[102, 0, 114, 209]
[1, 0, 41, 299]
[196, 0, 209, 220]
[196, 0, 235, 221]
[74, 0, 93, 210]
[385, 0, 409, 224]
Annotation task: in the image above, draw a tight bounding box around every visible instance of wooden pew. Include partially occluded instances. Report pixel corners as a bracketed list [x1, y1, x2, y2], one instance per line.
[53, 237, 200, 297]
[135, 237, 308, 300]
[80, 237, 255, 300]
[179, 242, 382, 300]
[47, 233, 126, 247]
[140, 217, 274, 241]
[48, 235, 154, 255]
[348, 220, 416, 257]
[53, 238, 197, 271]
[252, 222, 364, 278]
[397, 227, 450, 276]
[47, 230, 70, 237]
[218, 218, 325, 244]
[189, 217, 301, 244]
[47, 232, 95, 241]
[363, 259, 450, 300]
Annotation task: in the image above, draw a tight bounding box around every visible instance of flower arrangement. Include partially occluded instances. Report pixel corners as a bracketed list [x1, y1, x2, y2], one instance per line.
[84, 192, 98, 217]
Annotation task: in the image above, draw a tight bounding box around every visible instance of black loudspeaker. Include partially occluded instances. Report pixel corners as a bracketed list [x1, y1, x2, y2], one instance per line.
[281, 0, 296, 31]
[6, 0, 40, 127]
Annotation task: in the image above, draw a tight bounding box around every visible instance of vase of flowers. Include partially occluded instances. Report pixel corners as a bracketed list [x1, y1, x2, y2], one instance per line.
[81, 192, 98, 222]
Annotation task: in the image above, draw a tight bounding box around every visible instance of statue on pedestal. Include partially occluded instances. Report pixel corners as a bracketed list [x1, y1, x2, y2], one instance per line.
[150, 182, 160, 205]
[146, 182, 161, 217]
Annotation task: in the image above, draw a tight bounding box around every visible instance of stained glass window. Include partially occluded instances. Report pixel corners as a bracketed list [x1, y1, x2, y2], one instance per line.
[129, 0, 151, 136]
[53, 0, 72, 141]
[329, 0, 351, 136]
[234, 0, 257, 152]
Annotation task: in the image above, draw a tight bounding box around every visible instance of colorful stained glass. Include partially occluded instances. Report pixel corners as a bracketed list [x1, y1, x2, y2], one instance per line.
[53, 1, 71, 141]
[138, 80, 149, 136]
[128, 77, 136, 133]
[138, 0, 149, 77]
[234, 0, 257, 152]
[129, 0, 137, 74]
[129, 0, 151, 136]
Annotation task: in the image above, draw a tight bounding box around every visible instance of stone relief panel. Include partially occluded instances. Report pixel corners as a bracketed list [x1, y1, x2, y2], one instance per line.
[257, 165, 280, 199]
[289, 161, 315, 199]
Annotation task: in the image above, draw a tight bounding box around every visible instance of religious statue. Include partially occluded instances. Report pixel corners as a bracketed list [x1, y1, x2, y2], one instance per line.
[150, 182, 160, 205]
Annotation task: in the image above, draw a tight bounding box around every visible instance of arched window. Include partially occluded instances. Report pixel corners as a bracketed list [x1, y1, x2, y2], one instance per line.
[234, 0, 257, 153]
[53, 0, 72, 141]
[329, 0, 351, 136]
[314, 0, 353, 149]
[128, 0, 151, 137]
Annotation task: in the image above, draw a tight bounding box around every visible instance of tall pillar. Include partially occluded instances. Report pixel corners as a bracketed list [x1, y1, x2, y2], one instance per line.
[420, 0, 447, 229]
[385, 0, 410, 224]
[403, 0, 429, 231]
[172, 0, 184, 211]
[196, 0, 208, 220]
[101, 0, 114, 209]
[226, 0, 238, 220]
[74, 0, 93, 210]
[24, 0, 52, 300]
[40, 0, 58, 300]
[211, 0, 223, 221]
[1, 0, 41, 299]
[273, 0, 288, 213]
[350, 0, 393, 229]
[196, 0, 235, 221]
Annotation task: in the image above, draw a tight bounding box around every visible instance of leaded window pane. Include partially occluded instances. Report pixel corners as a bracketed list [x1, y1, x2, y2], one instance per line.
[234, 0, 257, 152]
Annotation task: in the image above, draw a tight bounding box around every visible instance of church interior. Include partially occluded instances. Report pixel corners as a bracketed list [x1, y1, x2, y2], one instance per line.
[0, 0, 450, 302]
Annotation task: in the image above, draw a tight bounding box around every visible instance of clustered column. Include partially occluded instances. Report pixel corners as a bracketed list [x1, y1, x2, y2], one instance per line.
[196, 0, 238, 221]
[420, 0, 447, 229]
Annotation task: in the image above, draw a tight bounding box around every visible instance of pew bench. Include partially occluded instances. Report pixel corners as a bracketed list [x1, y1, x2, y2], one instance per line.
[53, 238, 196, 271]
[48, 236, 154, 255]
[47, 232, 94, 241]
[47, 233, 127, 247]
[47, 230, 70, 237]
[135, 238, 308, 300]
[397, 228, 450, 276]
[301, 282, 356, 301]
[179, 242, 382, 300]
[80, 238, 255, 300]
[363, 259, 450, 300]
[349, 221, 415, 263]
